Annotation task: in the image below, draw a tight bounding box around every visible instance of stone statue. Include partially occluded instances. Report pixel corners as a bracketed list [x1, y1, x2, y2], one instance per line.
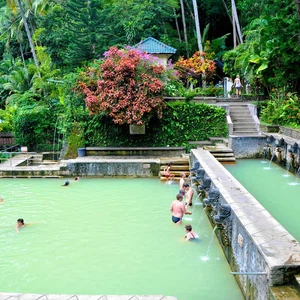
[190, 161, 200, 172]
[214, 204, 232, 244]
[198, 176, 211, 192]
[204, 187, 220, 207]
[214, 204, 231, 224]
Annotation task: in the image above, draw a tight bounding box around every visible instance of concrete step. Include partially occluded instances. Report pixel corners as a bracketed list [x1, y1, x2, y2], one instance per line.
[231, 117, 254, 122]
[207, 149, 233, 153]
[232, 131, 260, 135]
[270, 285, 300, 300]
[160, 158, 189, 165]
[160, 171, 190, 177]
[215, 157, 236, 162]
[209, 137, 227, 142]
[212, 153, 235, 157]
[188, 141, 212, 146]
[230, 113, 252, 117]
[234, 126, 257, 130]
[160, 165, 190, 171]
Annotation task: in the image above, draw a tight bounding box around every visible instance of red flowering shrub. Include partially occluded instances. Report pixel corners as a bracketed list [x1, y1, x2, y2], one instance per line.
[77, 47, 166, 125]
[174, 51, 216, 84]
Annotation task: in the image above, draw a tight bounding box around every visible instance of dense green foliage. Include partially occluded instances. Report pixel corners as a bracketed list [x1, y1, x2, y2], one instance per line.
[260, 93, 300, 127]
[224, 0, 300, 95]
[0, 0, 299, 151]
[82, 102, 228, 148]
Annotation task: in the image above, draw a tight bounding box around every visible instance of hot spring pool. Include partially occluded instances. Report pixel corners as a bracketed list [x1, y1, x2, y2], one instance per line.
[0, 178, 243, 300]
[226, 159, 300, 243]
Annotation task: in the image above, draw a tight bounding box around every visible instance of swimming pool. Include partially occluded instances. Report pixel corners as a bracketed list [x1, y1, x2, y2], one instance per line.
[0, 178, 243, 299]
[226, 159, 300, 242]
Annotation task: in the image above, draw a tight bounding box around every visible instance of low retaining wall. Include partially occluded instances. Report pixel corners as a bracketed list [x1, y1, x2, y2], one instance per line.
[191, 149, 300, 300]
[229, 135, 266, 158]
[85, 147, 186, 157]
[64, 158, 160, 177]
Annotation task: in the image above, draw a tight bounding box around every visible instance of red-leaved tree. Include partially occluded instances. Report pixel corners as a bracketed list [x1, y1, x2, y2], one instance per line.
[77, 47, 166, 125]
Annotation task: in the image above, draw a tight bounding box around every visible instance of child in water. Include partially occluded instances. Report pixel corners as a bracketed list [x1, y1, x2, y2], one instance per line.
[15, 218, 26, 233]
[185, 224, 199, 241]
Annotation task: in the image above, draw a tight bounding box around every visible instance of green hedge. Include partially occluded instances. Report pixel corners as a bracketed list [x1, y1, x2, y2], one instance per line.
[83, 102, 228, 149]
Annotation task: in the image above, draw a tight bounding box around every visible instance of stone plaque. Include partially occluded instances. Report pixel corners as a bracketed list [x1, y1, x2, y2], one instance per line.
[130, 124, 145, 135]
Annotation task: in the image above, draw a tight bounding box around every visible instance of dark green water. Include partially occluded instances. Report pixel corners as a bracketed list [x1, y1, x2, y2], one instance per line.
[0, 178, 243, 300]
[226, 159, 300, 242]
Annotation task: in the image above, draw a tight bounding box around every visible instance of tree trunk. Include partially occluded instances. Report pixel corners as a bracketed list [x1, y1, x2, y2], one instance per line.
[192, 0, 205, 87]
[180, 0, 189, 57]
[173, 8, 182, 42]
[17, 0, 40, 71]
[192, 0, 203, 52]
[231, 0, 243, 44]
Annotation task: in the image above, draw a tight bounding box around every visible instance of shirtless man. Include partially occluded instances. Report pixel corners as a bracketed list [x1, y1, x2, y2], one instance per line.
[184, 184, 194, 207]
[170, 194, 192, 224]
[15, 218, 26, 233]
[179, 172, 186, 195]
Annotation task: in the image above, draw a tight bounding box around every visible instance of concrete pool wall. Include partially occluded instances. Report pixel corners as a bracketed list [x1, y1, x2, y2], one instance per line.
[191, 148, 300, 299]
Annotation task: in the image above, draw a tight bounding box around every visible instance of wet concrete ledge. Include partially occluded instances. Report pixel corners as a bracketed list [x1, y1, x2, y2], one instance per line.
[85, 147, 186, 157]
[0, 294, 177, 300]
[191, 149, 300, 299]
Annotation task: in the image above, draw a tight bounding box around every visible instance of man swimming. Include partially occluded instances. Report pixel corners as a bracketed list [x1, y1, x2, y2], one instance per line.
[170, 194, 192, 224]
[15, 218, 25, 233]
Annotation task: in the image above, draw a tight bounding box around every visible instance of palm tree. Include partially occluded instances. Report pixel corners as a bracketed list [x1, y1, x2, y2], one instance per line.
[15, 0, 39, 69]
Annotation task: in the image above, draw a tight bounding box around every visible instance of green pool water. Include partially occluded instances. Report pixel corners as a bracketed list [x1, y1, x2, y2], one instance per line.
[0, 178, 243, 300]
[225, 159, 300, 242]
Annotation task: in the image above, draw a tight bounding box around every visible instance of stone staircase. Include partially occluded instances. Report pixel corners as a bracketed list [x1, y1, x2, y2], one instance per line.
[160, 156, 190, 181]
[230, 104, 260, 135]
[204, 144, 236, 164]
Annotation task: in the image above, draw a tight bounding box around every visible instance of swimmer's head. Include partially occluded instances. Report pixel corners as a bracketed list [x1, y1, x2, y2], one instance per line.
[185, 224, 192, 232]
[17, 218, 24, 225]
[180, 172, 186, 178]
[176, 194, 183, 201]
[74, 177, 80, 181]
[63, 180, 70, 186]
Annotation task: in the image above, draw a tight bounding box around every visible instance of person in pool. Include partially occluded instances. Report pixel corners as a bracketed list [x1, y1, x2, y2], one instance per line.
[184, 183, 194, 207]
[170, 194, 192, 224]
[179, 172, 186, 195]
[0, 196, 3, 202]
[185, 224, 199, 241]
[15, 218, 26, 233]
[62, 180, 70, 186]
[74, 177, 80, 181]
[164, 162, 174, 182]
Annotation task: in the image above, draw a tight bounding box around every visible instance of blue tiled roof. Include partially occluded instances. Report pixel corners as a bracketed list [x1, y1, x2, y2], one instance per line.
[135, 37, 177, 54]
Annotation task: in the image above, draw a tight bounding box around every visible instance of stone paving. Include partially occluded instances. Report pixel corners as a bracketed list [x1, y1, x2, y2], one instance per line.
[0, 294, 177, 300]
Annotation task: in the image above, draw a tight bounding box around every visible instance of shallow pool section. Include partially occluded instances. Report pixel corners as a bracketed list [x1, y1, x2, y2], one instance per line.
[0, 178, 242, 300]
[226, 159, 300, 242]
